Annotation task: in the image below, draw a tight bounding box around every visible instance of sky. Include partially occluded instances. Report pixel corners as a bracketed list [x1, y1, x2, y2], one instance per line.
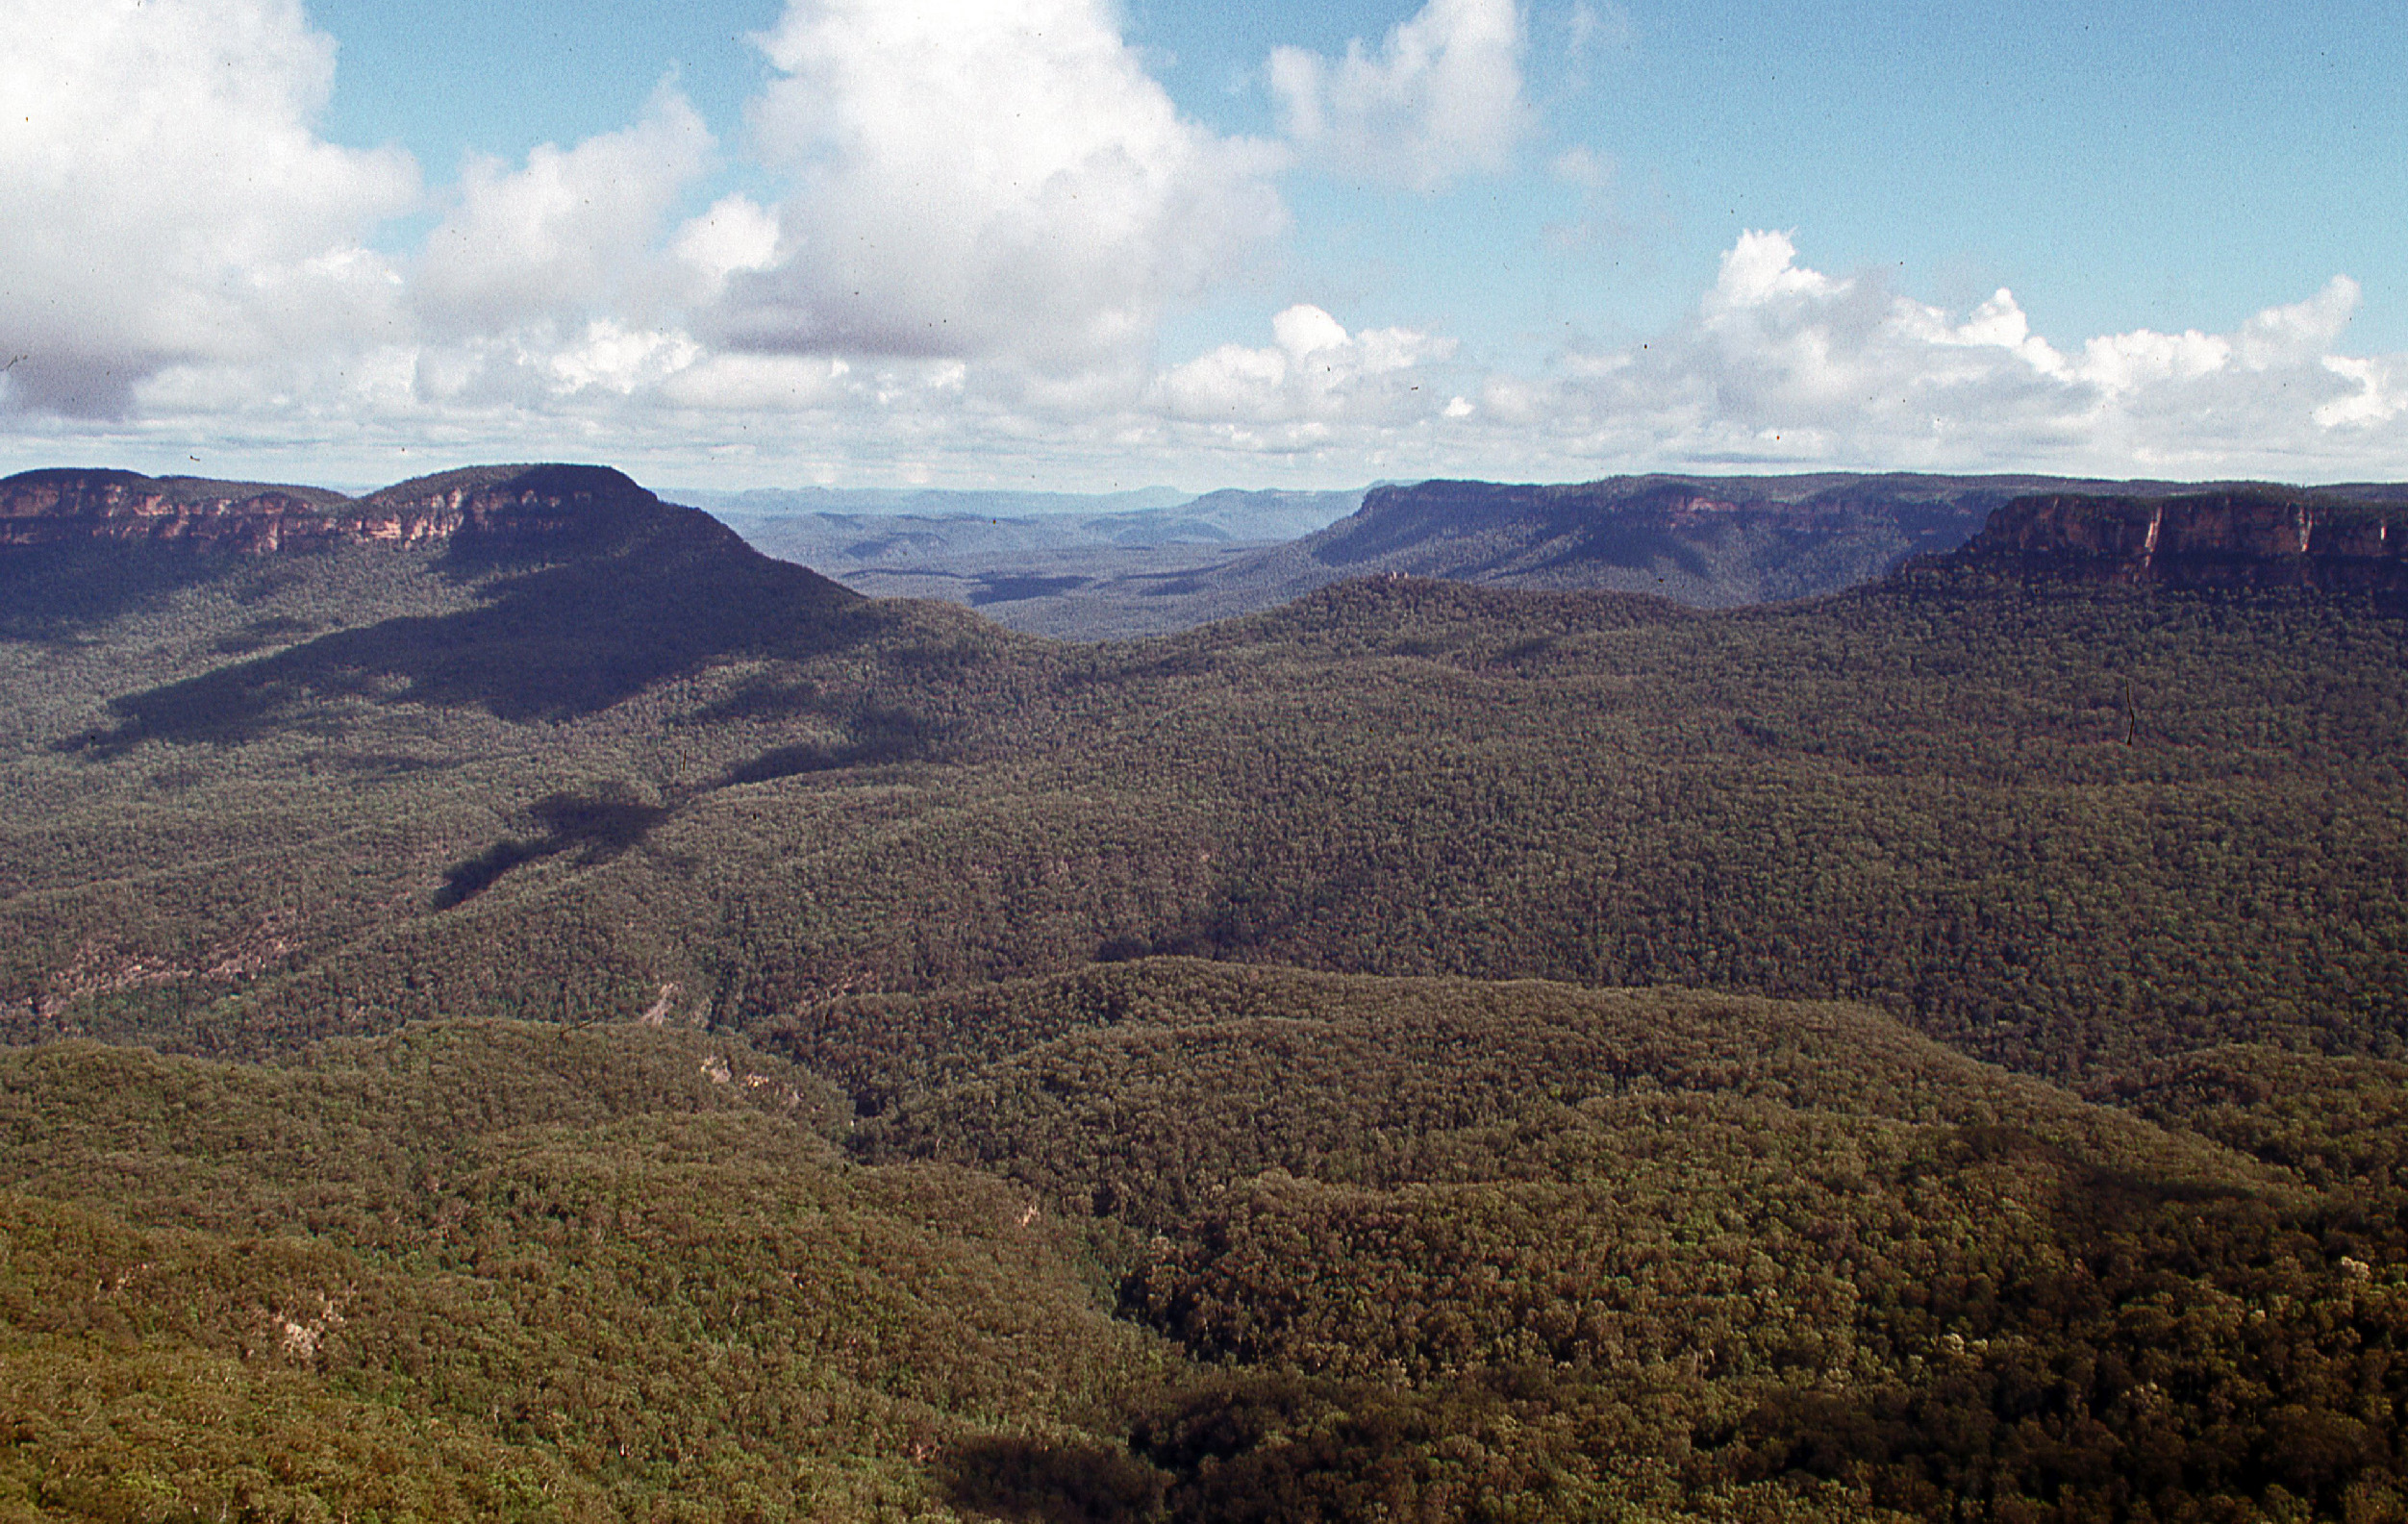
[2, 0, 2404, 493]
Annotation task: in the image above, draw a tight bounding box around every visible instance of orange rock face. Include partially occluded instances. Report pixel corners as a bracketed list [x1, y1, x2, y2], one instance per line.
[0, 473, 344, 552]
[0, 465, 654, 555]
[1961, 490, 2408, 592]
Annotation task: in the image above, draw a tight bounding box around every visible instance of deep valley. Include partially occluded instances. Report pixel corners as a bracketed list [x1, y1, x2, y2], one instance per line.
[4, 462, 2408, 1521]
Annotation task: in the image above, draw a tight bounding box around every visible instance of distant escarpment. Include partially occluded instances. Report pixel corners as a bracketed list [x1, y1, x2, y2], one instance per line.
[1129, 471, 2250, 621]
[1957, 487, 2408, 592]
[1304, 474, 2016, 602]
[0, 462, 725, 556]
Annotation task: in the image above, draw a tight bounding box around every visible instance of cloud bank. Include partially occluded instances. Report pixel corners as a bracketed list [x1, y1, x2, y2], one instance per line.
[0, 0, 2400, 488]
[1507, 232, 2404, 477]
[711, 0, 1287, 374]
[0, 0, 416, 416]
[1269, 0, 1531, 190]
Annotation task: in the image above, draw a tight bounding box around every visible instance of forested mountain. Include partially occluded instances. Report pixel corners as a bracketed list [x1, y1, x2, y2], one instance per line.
[15, 472, 2401, 1080]
[705, 473, 2368, 638]
[5, 462, 2408, 1519]
[708, 487, 1365, 639]
[1084, 471, 2356, 627]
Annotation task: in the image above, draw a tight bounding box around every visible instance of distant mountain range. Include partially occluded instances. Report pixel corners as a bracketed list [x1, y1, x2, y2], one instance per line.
[13, 467, 2408, 632]
[671, 483, 1201, 519]
[12, 459, 2408, 1517]
[701, 487, 1365, 635]
[698, 471, 2408, 637]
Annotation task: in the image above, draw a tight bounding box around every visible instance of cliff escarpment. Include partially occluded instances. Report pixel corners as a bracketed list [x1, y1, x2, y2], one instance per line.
[0, 462, 729, 556]
[1958, 488, 2408, 592]
[1218, 471, 2123, 609]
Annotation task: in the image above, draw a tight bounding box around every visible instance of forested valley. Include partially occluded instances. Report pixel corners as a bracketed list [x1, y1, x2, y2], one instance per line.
[4, 465, 2407, 1520]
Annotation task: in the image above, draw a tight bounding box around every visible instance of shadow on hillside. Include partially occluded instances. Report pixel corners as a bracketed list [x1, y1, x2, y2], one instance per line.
[937, 1437, 1166, 1524]
[72, 535, 870, 750]
[1940, 1123, 2260, 1236]
[719, 706, 941, 786]
[1523, 514, 1715, 581]
[435, 790, 669, 909]
[969, 573, 1091, 606]
[0, 544, 264, 643]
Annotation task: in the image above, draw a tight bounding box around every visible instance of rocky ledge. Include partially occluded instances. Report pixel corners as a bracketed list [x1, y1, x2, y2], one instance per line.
[0, 463, 680, 554]
[1956, 488, 2408, 593]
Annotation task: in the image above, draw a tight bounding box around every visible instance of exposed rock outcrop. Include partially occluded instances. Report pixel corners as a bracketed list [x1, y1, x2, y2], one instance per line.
[1178, 472, 2148, 612]
[1957, 488, 2408, 592]
[0, 469, 354, 552]
[0, 463, 700, 555]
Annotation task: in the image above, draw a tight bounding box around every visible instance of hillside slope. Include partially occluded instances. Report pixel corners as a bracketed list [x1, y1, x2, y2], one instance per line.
[13, 965, 2408, 1520]
[0, 1018, 1169, 1521]
[6, 471, 2407, 1083]
[9, 466, 2408, 1516]
[1112, 471, 2362, 624]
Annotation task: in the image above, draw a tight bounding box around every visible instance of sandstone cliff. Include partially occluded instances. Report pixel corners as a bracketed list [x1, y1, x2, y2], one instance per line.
[1139, 472, 2117, 617]
[0, 463, 698, 555]
[1958, 488, 2408, 592]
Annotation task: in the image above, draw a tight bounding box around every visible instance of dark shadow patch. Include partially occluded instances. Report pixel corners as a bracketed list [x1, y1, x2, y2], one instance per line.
[719, 706, 941, 787]
[81, 512, 869, 751]
[722, 742, 848, 786]
[1524, 515, 1714, 581]
[936, 1437, 1166, 1524]
[969, 573, 1091, 607]
[211, 614, 317, 656]
[0, 544, 254, 642]
[1123, 1371, 1571, 1523]
[1939, 1124, 2254, 1237]
[695, 677, 825, 723]
[1140, 576, 1208, 597]
[436, 838, 552, 909]
[433, 789, 668, 910]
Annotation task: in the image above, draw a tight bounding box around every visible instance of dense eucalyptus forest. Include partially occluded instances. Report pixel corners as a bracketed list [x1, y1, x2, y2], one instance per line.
[3, 463, 2408, 1521]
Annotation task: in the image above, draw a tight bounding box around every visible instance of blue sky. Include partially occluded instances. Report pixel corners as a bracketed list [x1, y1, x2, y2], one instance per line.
[2, 0, 2403, 491]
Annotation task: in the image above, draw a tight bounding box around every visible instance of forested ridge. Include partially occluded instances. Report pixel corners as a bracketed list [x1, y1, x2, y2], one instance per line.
[13, 542, 2400, 1080]
[4, 466, 2408, 1518]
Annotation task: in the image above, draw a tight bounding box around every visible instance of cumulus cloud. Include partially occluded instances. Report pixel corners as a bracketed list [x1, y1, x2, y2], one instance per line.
[707, 0, 1287, 374]
[672, 195, 784, 302]
[5, 2, 2400, 491]
[1113, 235, 2404, 485]
[0, 0, 417, 415]
[1149, 305, 1455, 428]
[1515, 233, 2403, 477]
[1269, 0, 1530, 190]
[414, 86, 715, 334]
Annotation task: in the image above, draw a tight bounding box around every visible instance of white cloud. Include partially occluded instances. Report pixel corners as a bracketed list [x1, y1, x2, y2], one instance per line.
[1269, 0, 1530, 190]
[1511, 232, 2406, 478]
[707, 0, 1287, 374]
[414, 86, 715, 334]
[3, 4, 2400, 495]
[0, 0, 417, 415]
[1149, 304, 1455, 425]
[1702, 229, 1844, 312]
[2073, 327, 2228, 395]
[673, 195, 784, 299]
[2315, 356, 2401, 429]
[659, 353, 853, 412]
[547, 321, 704, 397]
[2236, 275, 2358, 366]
